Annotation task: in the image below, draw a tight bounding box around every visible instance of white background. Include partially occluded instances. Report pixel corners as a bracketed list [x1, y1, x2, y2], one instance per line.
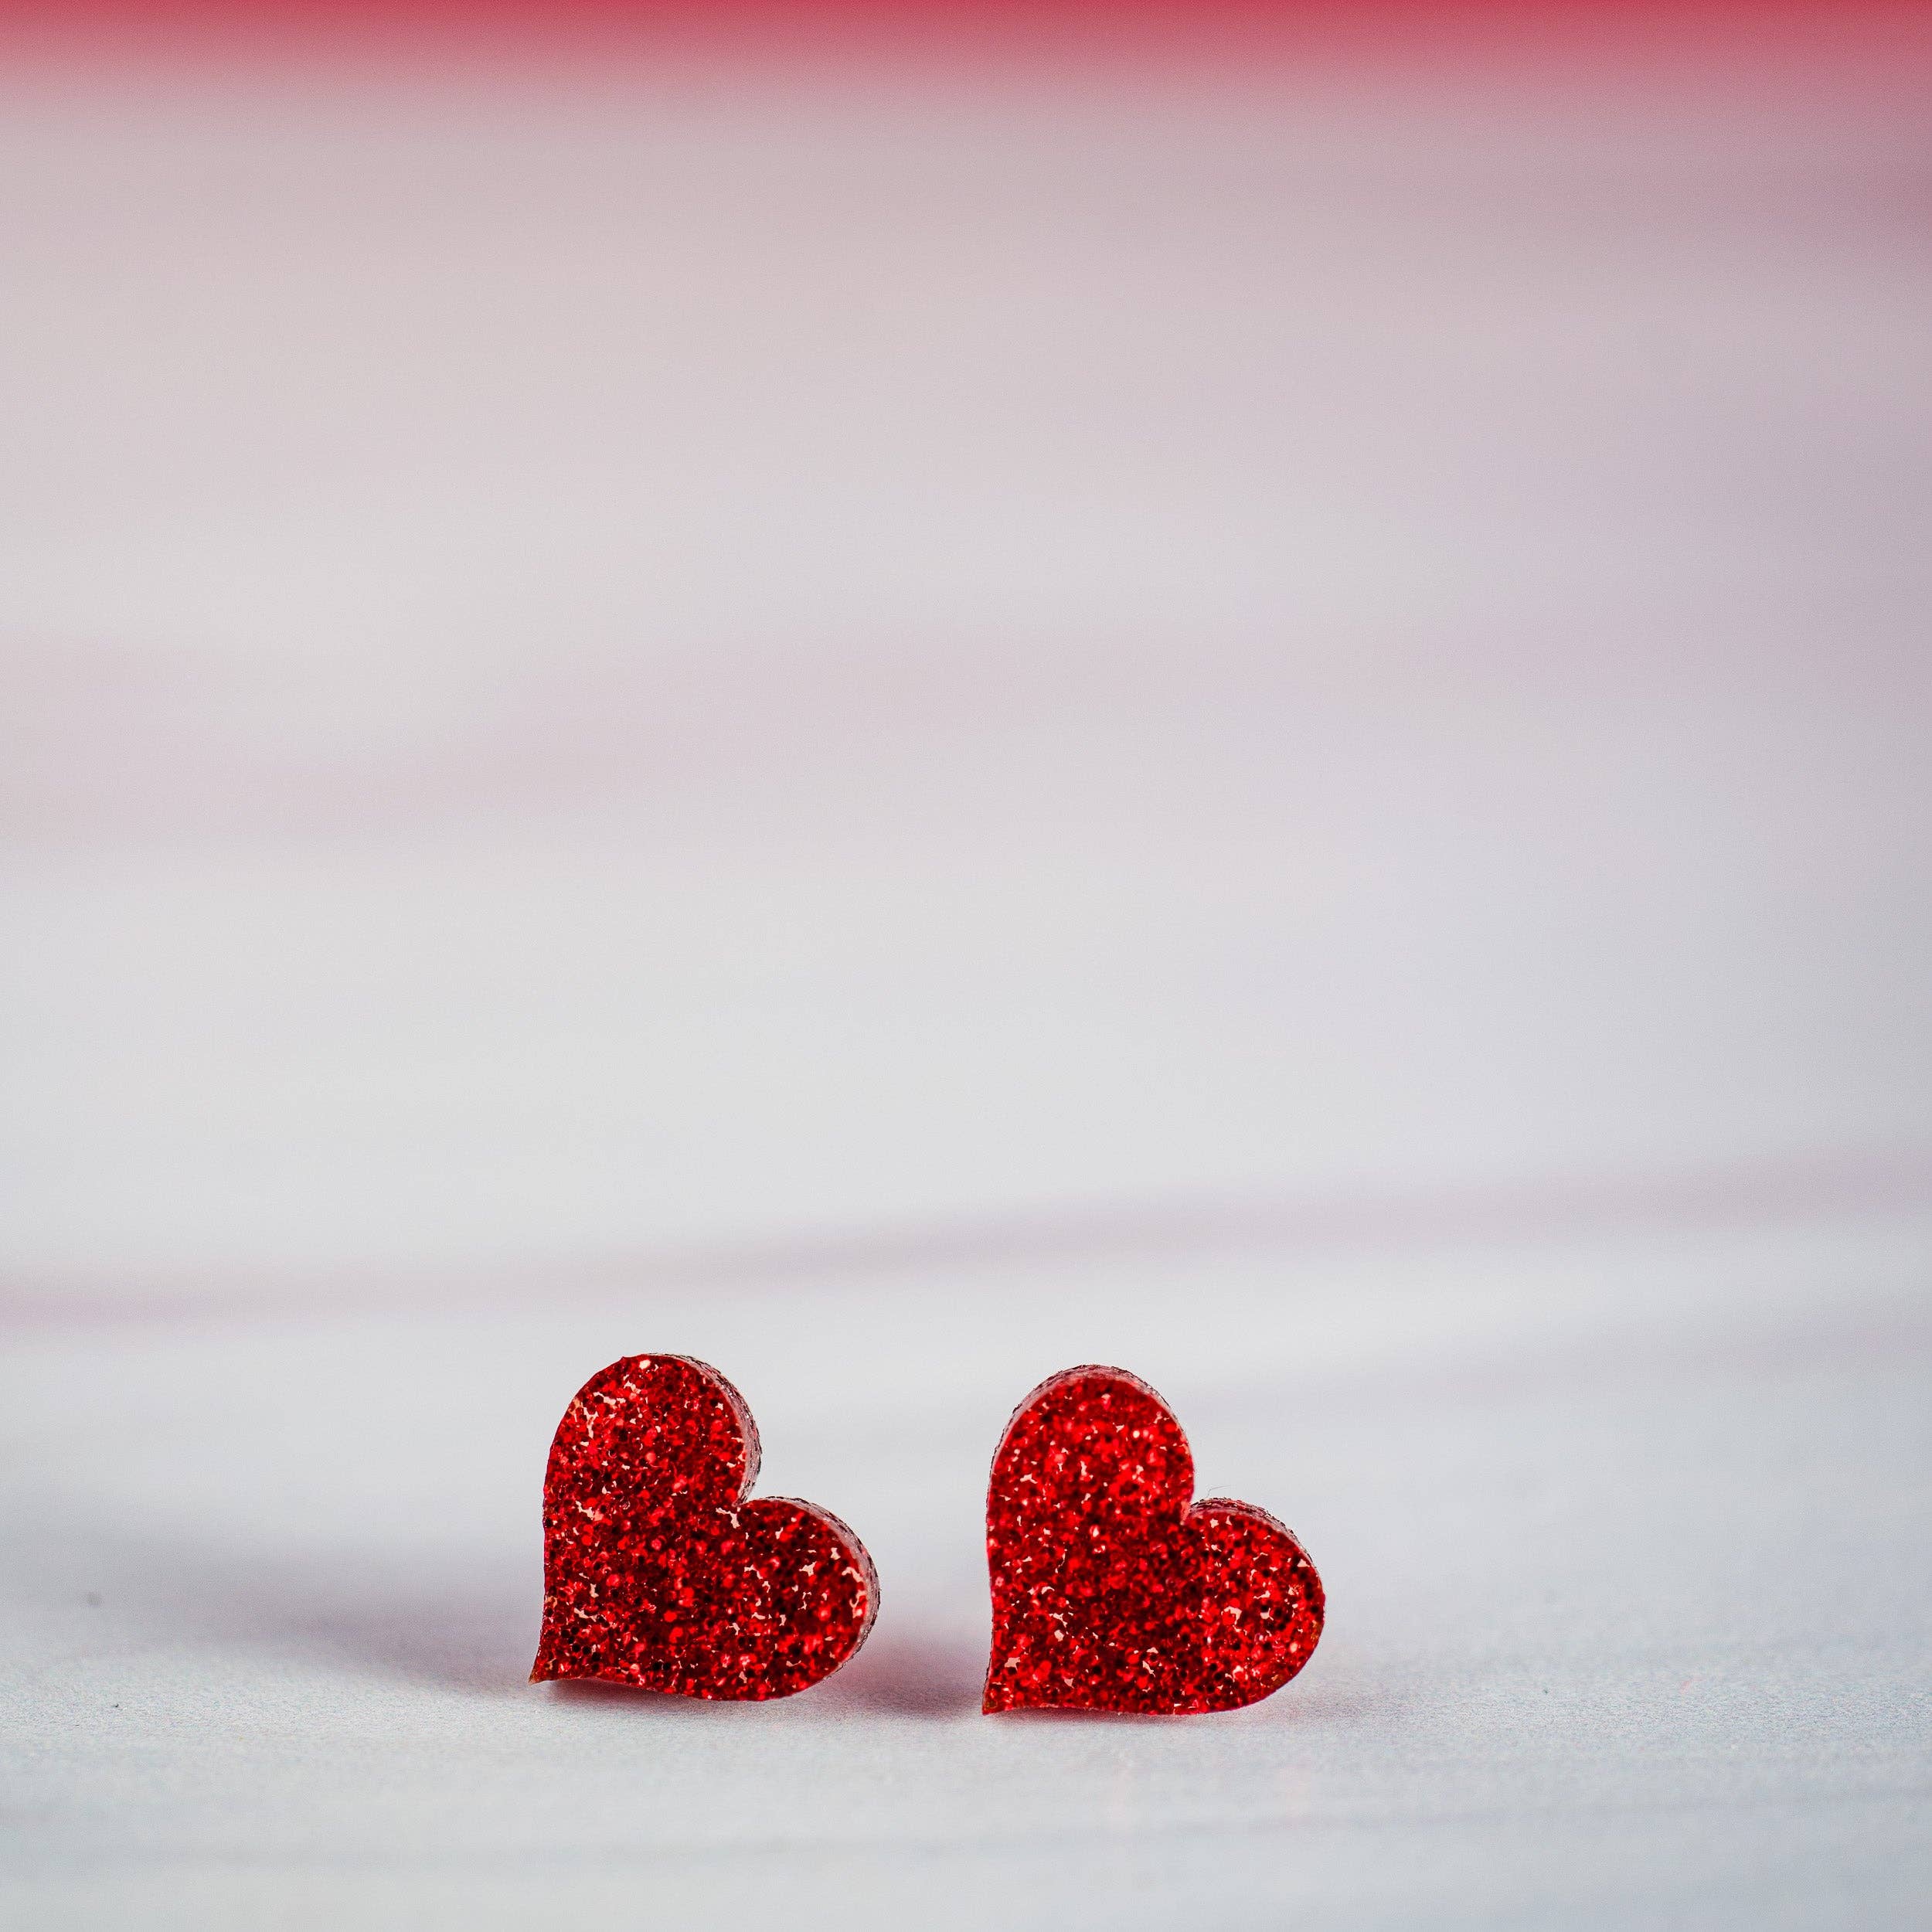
[2, 30, 1930, 1927]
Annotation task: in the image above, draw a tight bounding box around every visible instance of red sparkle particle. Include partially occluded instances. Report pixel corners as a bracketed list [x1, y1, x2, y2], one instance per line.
[532, 1355, 876, 1699]
[983, 1366, 1324, 1715]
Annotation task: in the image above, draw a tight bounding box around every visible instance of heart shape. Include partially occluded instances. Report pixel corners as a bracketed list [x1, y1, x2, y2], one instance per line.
[983, 1366, 1323, 1714]
[531, 1355, 877, 1699]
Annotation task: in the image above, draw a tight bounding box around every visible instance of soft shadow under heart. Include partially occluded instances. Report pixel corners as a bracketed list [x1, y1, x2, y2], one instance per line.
[537, 1629, 985, 1719]
[818, 1630, 985, 1716]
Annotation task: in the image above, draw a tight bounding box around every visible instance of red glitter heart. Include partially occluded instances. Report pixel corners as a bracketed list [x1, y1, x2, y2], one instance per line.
[983, 1366, 1324, 1714]
[531, 1355, 877, 1699]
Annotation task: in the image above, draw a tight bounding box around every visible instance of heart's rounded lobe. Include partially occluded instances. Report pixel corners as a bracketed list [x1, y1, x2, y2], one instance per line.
[532, 1354, 876, 1699]
[983, 1366, 1323, 1714]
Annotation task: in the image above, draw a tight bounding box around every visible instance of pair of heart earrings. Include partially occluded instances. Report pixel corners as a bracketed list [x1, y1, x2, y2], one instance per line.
[532, 1355, 1325, 1714]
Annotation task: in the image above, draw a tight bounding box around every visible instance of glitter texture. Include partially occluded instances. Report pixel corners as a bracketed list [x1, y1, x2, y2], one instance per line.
[532, 1355, 877, 1699]
[983, 1366, 1324, 1714]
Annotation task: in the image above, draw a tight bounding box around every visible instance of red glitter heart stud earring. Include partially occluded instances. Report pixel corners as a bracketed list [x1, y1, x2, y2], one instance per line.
[532, 1355, 877, 1699]
[983, 1366, 1324, 1714]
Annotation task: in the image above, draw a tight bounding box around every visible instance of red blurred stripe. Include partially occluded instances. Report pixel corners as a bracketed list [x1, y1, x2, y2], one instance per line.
[3, 0, 1928, 67]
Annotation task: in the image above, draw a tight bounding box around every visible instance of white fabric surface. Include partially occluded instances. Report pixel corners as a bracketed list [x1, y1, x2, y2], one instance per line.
[2, 39, 1930, 1928]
